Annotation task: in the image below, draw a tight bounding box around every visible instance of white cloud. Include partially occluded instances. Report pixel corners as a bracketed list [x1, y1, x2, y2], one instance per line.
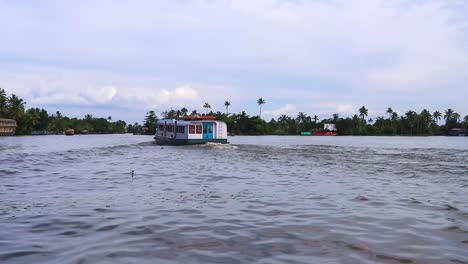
[81, 86, 117, 104]
[0, 66, 235, 121]
[264, 104, 298, 118]
[156, 86, 200, 105]
[336, 104, 354, 114]
[31, 85, 119, 105]
[1, 0, 467, 90]
[0, 0, 467, 120]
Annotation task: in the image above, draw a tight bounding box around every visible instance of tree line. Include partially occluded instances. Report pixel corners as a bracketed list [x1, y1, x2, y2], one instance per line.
[2, 88, 467, 136]
[140, 99, 468, 136]
[0, 88, 127, 135]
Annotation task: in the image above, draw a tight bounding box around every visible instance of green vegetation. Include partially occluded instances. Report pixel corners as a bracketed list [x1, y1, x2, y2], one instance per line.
[0, 88, 127, 135]
[2, 87, 467, 136]
[153, 102, 468, 136]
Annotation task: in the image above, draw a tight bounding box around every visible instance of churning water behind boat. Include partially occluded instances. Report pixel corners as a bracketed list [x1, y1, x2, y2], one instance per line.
[0, 134, 467, 264]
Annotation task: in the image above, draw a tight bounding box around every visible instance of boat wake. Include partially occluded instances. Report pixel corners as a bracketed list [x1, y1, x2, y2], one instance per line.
[205, 142, 239, 150]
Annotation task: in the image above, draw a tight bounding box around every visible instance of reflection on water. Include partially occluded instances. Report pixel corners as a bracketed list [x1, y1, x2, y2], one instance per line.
[1, 135, 467, 263]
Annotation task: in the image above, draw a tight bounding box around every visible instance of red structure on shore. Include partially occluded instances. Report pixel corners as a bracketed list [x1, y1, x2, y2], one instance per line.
[313, 131, 337, 136]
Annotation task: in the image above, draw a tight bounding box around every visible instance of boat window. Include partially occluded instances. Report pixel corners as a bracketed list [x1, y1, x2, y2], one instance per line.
[189, 125, 195, 134]
[167, 125, 174, 132]
[176, 126, 185, 134]
[196, 125, 202, 134]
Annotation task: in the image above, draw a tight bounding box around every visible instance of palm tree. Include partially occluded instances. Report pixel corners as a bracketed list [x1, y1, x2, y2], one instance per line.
[433, 111, 442, 123]
[359, 106, 368, 121]
[332, 113, 339, 122]
[464, 115, 468, 124]
[312, 115, 319, 124]
[452, 112, 461, 123]
[386, 107, 394, 127]
[0, 88, 7, 116]
[296, 112, 307, 132]
[419, 109, 432, 133]
[390, 112, 399, 134]
[190, 110, 198, 116]
[107, 116, 112, 121]
[386, 107, 393, 118]
[26, 108, 41, 130]
[181, 107, 188, 116]
[375, 117, 385, 130]
[405, 110, 417, 135]
[444, 109, 454, 121]
[420, 109, 432, 124]
[224, 101, 231, 115]
[53, 111, 64, 131]
[278, 114, 289, 129]
[203, 103, 211, 114]
[257, 98, 266, 118]
[296, 112, 307, 123]
[8, 94, 26, 120]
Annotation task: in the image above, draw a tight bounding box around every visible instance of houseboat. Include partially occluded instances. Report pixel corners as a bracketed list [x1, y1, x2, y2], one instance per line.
[0, 118, 17, 136]
[154, 116, 228, 145]
[448, 128, 467, 136]
[65, 129, 75, 136]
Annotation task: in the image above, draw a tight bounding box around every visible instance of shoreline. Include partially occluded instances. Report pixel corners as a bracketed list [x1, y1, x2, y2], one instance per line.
[1, 133, 464, 138]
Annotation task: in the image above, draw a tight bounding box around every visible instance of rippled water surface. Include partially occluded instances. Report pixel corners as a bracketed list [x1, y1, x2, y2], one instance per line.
[1, 135, 467, 264]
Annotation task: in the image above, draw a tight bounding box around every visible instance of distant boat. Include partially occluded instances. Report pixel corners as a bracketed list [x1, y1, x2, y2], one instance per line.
[65, 129, 75, 136]
[154, 116, 228, 145]
[301, 123, 337, 136]
[0, 118, 17, 136]
[448, 128, 467, 136]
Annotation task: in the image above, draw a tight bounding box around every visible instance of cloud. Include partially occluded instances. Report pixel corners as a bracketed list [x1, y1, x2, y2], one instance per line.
[0, 0, 467, 121]
[0, 66, 235, 120]
[2, 1, 467, 87]
[336, 104, 354, 114]
[31, 85, 118, 105]
[156, 86, 200, 104]
[81, 86, 117, 104]
[264, 104, 298, 118]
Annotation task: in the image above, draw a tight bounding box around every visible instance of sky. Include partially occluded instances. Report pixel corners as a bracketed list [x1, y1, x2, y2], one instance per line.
[0, 0, 467, 123]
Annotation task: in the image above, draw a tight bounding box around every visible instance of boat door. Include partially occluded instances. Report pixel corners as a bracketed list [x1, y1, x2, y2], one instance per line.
[203, 122, 214, 139]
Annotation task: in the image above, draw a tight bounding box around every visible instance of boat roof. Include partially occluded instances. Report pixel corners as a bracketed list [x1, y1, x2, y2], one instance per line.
[0, 118, 16, 122]
[157, 118, 225, 125]
[157, 119, 191, 125]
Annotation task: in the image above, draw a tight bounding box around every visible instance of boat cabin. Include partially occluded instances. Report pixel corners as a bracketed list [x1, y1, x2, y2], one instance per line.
[154, 116, 228, 145]
[0, 118, 17, 136]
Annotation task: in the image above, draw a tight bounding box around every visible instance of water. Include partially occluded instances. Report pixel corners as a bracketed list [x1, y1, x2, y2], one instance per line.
[1, 135, 467, 264]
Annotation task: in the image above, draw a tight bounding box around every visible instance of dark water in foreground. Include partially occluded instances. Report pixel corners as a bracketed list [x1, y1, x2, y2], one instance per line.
[1, 135, 467, 264]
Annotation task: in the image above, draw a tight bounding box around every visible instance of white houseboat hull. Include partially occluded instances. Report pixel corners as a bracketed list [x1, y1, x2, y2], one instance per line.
[154, 136, 228, 145]
[154, 118, 229, 145]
